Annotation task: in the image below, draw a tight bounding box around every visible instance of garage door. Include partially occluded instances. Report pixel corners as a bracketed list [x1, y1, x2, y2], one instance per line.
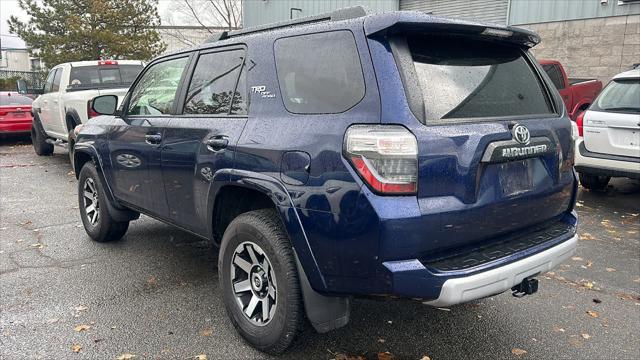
[400, 0, 508, 25]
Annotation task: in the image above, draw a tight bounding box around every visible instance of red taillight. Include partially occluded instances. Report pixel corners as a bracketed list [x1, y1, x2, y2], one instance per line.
[87, 100, 99, 119]
[575, 111, 585, 137]
[344, 125, 418, 195]
[98, 60, 118, 65]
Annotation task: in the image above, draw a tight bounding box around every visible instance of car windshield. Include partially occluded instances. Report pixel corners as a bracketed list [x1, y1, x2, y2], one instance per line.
[68, 64, 143, 89]
[0, 94, 33, 106]
[407, 34, 553, 122]
[591, 79, 640, 113]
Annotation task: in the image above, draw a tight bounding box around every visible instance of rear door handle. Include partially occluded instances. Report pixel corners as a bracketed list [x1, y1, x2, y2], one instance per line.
[145, 133, 162, 145]
[205, 135, 229, 152]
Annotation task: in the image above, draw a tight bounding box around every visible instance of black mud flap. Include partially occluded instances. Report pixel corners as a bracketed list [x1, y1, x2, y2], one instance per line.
[293, 252, 350, 333]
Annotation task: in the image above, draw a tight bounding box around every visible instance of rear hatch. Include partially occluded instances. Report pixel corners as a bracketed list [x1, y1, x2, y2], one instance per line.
[366, 15, 575, 256]
[583, 78, 640, 158]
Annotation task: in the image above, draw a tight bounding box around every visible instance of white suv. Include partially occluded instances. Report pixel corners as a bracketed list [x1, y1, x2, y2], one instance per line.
[574, 69, 640, 190]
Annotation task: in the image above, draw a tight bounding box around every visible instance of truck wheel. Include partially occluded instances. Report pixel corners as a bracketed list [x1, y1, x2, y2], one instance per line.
[579, 173, 610, 191]
[219, 209, 303, 354]
[78, 162, 129, 242]
[31, 116, 54, 156]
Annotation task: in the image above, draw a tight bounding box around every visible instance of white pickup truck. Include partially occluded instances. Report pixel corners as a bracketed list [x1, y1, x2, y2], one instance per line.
[30, 60, 143, 157]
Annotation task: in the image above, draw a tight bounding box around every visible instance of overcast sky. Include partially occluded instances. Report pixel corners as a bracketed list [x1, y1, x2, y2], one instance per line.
[0, 0, 185, 36]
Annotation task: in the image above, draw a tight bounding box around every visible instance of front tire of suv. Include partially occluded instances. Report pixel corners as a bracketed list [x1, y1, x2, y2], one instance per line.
[78, 162, 129, 242]
[31, 116, 54, 156]
[219, 209, 303, 355]
[579, 173, 610, 191]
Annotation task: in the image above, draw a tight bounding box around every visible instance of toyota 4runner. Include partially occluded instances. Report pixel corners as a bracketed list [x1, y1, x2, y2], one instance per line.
[73, 8, 579, 354]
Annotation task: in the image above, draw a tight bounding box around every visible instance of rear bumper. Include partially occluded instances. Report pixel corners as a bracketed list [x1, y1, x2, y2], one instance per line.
[422, 234, 577, 306]
[574, 138, 640, 179]
[381, 215, 577, 304]
[0, 121, 32, 134]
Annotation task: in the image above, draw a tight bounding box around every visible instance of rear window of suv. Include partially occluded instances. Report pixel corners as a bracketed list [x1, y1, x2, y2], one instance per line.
[589, 79, 640, 114]
[274, 30, 365, 114]
[403, 34, 554, 122]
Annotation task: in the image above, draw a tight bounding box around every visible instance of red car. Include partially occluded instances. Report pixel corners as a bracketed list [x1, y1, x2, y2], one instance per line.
[0, 92, 34, 135]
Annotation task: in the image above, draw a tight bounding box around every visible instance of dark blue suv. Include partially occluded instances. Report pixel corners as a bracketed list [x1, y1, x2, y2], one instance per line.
[73, 7, 578, 354]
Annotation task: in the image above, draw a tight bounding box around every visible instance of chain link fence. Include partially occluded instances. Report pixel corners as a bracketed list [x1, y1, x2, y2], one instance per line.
[0, 70, 46, 91]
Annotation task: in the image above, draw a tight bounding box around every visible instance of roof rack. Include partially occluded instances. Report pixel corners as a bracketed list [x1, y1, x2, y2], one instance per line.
[205, 6, 367, 43]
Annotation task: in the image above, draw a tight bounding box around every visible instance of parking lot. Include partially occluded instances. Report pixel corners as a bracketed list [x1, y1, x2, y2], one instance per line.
[0, 136, 638, 360]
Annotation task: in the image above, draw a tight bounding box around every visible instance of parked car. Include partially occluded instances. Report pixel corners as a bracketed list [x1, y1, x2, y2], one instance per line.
[540, 60, 602, 120]
[73, 8, 578, 354]
[574, 69, 640, 190]
[30, 60, 143, 158]
[0, 92, 33, 136]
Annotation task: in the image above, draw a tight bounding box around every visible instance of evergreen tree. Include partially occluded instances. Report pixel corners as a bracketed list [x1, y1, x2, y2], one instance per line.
[8, 0, 166, 68]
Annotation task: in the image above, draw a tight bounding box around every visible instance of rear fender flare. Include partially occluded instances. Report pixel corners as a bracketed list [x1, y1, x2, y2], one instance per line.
[65, 109, 81, 132]
[206, 169, 326, 291]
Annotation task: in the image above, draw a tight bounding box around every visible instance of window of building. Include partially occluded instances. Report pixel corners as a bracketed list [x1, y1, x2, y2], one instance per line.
[274, 30, 366, 114]
[183, 49, 247, 115]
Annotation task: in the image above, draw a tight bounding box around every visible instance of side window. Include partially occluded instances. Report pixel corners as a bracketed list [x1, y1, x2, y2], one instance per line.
[274, 30, 365, 114]
[44, 69, 56, 93]
[127, 57, 188, 116]
[184, 49, 247, 115]
[51, 68, 63, 92]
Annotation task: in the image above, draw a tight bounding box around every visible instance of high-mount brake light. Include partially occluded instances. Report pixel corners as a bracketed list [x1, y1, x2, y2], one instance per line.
[98, 60, 118, 66]
[575, 111, 585, 137]
[344, 125, 418, 195]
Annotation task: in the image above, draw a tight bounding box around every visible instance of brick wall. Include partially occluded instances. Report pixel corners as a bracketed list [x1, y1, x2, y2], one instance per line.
[522, 15, 639, 84]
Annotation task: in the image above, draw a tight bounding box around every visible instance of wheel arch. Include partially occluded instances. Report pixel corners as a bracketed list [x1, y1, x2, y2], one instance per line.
[65, 109, 81, 132]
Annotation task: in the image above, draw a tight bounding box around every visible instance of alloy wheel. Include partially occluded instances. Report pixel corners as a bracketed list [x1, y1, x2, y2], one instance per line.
[230, 241, 277, 326]
[82, 178, 100, 225]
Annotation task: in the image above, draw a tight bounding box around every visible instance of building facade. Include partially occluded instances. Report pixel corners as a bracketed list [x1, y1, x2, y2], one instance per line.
[0, 35, 41, 72]
[243, 0, 640, 82]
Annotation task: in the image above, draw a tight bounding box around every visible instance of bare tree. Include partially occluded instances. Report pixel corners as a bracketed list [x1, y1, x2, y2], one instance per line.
[169, 0, 242, 32]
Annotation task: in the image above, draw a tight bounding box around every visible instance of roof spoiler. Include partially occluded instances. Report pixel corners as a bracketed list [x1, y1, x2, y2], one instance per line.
[364, 12, 541, 48]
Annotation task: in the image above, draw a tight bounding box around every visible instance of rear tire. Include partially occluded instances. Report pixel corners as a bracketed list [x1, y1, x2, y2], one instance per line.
[31, 116, 53, 156]
[219, 209, 303, 354]
[579, 173, 610, 191]
[78, 162, 129, 242]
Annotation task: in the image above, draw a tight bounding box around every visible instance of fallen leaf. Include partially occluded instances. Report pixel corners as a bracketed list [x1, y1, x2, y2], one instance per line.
[553, 325, 565, 332]
[581, 333, 591, 339]
[75, 305, 88, 312]
[575, 202, 583, 207]
[586, 310, 599, 318]
[195, 355, 207, 360]
[30, 243, 44, 249]
[116, 354, 135, 360]
[146, 276, 157, 286]
[605, 268, 616, 272]
[633, 278, 640, 283]
[71, 344, 81, 353]
[377, 338, 385, 343]
[579, 233, 595, 241]
[334, 354, 366, 360]
[593, 298, 602, 304]
[47, 318, 59, 324]
[511, 348, 527, 356]
[74, 324, 90, 332]
[199, 328, 212, 337]
[586, 261, 593, 267]
[420, 356, 431, 360]
[583, 281, 594, 290]
[377, 352, 394, 360]
[436, 307, 451, 311]
[571, 257, 583, 261]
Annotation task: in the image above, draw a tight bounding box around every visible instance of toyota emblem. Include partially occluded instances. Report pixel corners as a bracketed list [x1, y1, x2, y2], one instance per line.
[512, 124, 531, 145]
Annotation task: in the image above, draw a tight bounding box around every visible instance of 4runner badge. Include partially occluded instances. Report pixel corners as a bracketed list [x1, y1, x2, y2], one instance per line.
[251, 85, 275, 99]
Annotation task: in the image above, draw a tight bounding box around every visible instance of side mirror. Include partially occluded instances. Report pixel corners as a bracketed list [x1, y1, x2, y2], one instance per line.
[16, 79, 28, 94]
[92, 95, 118, 116]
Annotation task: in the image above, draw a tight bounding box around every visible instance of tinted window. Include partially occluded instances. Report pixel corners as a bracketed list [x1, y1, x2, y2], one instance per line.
[184, 49, 247, 115]
[274, 31, 365, 114]
[127, 57, 188, 116]
[52, 69, 62, 92]
[0, 94, 33, 105]
[542, 64, 565, 90]
[68, 65, 143, 89]
[590, 79, 640, 114]
[408, 35, 553, 121]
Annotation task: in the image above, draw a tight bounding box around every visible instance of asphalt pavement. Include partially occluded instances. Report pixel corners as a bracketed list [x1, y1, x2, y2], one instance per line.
[1, 136, 639, 360]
